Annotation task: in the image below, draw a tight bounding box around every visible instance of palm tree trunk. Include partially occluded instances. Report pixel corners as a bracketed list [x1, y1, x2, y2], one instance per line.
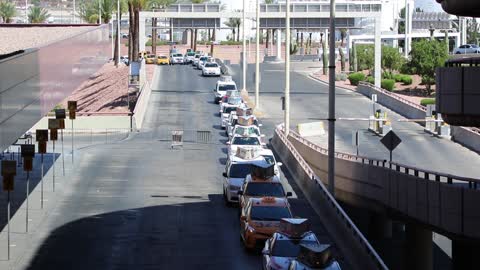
[131, 6, 139, 62]
[237, 24, 240, 43]
[152, 18, 157, 55]
[114, 12, 122, 66]
[266, 29, 270, 49]
[190, 29, 194, 49]
[193, 29, 198, 52]
[128, 2, 134, 61]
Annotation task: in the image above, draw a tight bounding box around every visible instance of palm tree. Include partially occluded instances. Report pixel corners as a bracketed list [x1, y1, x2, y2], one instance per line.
[28, 6, 50, 23]
[339, 28, 347, 71]
[0, 1, 16, 23]
[114, 0, 128, 66]
[225, 18, 241, 42]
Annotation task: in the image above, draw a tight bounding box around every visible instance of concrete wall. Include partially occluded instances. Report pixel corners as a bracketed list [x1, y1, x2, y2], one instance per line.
[271, 129, 388, 270]
[0, 25, 110, 152]
[288, 131, 480, 240]
[133, 61, 153, 130]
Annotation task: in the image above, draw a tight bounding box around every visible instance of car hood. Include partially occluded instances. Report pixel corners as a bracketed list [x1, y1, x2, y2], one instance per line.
[268, 256, 295, 270]
[251, 220, 281, 235]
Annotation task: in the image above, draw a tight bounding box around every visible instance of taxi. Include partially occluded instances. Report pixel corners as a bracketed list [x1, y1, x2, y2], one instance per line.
[227, 134, 265, 155]
[223, 147, 273, 204]
[220, 97, 245, 128]
[157, 55, 170, 65]
[213, 76, 237, 104]
[262, 218, 323, 270]
[145, 54, 157, 64]
[240, 197, 293, 250]
[238, 164, 291, 209]
[288, 244, 341, 270]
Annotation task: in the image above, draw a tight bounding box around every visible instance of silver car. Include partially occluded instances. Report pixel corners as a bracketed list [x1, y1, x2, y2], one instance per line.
[453, 44, 480, 54]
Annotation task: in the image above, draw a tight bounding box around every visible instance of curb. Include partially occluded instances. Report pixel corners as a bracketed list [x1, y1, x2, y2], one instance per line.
[308, 74, 356, 92]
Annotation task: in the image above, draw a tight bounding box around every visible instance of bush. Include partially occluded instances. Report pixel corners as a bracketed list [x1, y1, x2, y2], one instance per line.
[421, 76, 435, 86]
[382, 71, 394, 80]
[381, 79, 395, 91]
[366, 76, 375, 84]
[400, 75, 413, 85]
[393, 74, 403, 82]
[335, 73, 348, 81]
[420, 98, 436, 106]
[348, 72, 366, 86]
[220, 41, 243, 45]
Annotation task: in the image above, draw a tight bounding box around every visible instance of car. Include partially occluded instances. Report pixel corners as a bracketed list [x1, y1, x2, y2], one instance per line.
[240, 197, 293, 250]
[202, 62, 221, 76]
[227, 134, 265, 155]
[238, 164, 291, 209]
[228, 118, 262, 140]
[213, 77, 237, 104]
[192, 54, 202, 66]
[287, 244, 341, 270]
[170, 53, 184, 65]
[220, 97, 245, 128]
[453, 44, 480, 54]
[219, 92, 242, 116]
[196, 56, 210, 70]
[157, 55, 170, 65]
[223, 147, 275, 204]
[262, 218, 323, 270]
[184, 51, 196, 63]
[145, 54, 157, 64]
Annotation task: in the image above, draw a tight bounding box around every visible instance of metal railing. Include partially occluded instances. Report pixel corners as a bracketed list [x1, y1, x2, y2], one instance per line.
[358, 82, 427, 112]
[274, 125, 388, 270]
[288, 128, 480, 188]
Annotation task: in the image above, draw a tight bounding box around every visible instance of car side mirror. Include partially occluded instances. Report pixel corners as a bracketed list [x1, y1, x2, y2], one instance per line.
[228, 133, 232, 137]
[258, 124, 263, 127]
[240, 216, 247, 221]
[277, 162, 283, 167]
[262, 249, 270, 255]
[237, 190, 244, 195]
[226, 142, 231, 145]
[286, 192, 293, 197]
[222, 172, 227, 177]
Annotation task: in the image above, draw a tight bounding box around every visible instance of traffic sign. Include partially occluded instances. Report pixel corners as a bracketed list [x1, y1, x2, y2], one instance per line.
[380, 131, 402, 152]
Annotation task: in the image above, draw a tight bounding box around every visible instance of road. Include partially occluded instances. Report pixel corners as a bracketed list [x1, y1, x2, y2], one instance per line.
[231, 62, 480, 179]
[7, 64, 350, 270]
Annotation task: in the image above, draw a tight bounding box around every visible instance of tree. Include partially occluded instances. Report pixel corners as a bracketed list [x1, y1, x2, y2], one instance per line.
[409, 39, 448, 95]
[467, 18, 479, 44]
[356, 44, 374, 72]
[381, 45, 404, 72]
[339, 29, 347, 71]
[0, 1, 16, 23]
[225, 18, 241, 42]
[28, 6, 50, 23]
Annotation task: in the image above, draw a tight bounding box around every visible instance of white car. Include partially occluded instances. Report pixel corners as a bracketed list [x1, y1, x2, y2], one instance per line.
[170, 53, 184, 65]
[226, 134, 265, 155]
[184, 51, 196, 63]
[287, 244, 341, 270]
[214, 77, 237, 103]
[196, 56, 210, 70]
[192, 54, 202, 66]
[202, 62, 221, 77]
[228, 124, 262, 141]
[223, 149, 274, 204]
[453, 44, 480, 54]
[219, 92, 242, 116]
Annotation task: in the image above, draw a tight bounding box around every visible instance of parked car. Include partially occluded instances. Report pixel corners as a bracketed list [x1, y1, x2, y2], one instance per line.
[453, 44, 480, 54]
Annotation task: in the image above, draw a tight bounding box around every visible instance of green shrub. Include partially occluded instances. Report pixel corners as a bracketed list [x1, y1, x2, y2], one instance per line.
[382, 71, 394, 80]
[366, 76, 375, 84]
[348, 72, 366, 86]
[393, 74, 403, 82]
[381, 79, 395, 91]
[335, 73, 348, 81]
[420, 98, 436, 106]
[400, 75, 413, 85]
[220, 40, 243, 45]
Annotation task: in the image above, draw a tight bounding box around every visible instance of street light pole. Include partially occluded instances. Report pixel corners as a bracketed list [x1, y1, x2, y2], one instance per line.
[99, 0, 102, 24]
[117, 0, 120, 66]
[285, 0, 290, 135]
[328, 0, 336, 195]
[255, 0, 260, 109]
[242, 0, 247, 92]
[25, 0, 28, 23]
[73, 0, 76, 23]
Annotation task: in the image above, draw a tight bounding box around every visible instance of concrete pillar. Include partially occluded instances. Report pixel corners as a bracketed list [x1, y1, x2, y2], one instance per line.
[405, 0, 413, 57]
[452, 240, 480, 269]
[374, 16, 381, 88]
[405, 224, 433, 270]
[276, 29, 282, 61]
[139, 16, 146, 53]
[368, 214, 392, 240]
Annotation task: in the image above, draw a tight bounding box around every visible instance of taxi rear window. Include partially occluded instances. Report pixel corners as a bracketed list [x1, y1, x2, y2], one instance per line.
[245, 182, 285, 197]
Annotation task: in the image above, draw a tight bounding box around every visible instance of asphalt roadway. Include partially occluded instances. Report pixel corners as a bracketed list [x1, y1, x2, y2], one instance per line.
[7, 64, 351, 270]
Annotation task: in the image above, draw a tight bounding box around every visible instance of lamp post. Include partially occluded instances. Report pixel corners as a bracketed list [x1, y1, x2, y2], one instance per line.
[429, 24, 435, 40]
[255, 0, 260, 109]
[73, 0, 76, 23]
[242, 0, 247, 92]
[328, 0, 336, 195]
[284, 0, 291, 135]
[117, 0, 121, 66]
[99, 0, 102, 24]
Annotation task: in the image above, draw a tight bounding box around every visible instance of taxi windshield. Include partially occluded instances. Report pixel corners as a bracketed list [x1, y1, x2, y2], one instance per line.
[232, 137, 260, 145]
[223, 107, 237, 114]
[229, 164, 252, 178]
[245, 182, 285, 197]
[235, 127, 260, 136]
[219, 84, 236, 91]
[205, 63, 218, 68]
[262, 155, 275, 165]
[250, 206, 292, 221]
[271, 240, 319, 257]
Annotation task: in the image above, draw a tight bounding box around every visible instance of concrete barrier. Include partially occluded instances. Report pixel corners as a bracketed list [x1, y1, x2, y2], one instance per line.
[271, 126, 388, 270]
[132, 60, 153, 130]
[288, 129, 480, 240]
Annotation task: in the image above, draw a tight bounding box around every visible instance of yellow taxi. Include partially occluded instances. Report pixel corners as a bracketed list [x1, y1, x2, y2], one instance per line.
[240, 197, 293, 250]
[157, 55, 170, 65]
[145, 54, 157, 64]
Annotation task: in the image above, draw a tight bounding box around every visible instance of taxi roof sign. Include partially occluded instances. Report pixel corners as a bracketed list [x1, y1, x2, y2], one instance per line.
[236, 107, 253, 117]
[297, 244, 332, 268]
[237, 116, 254, 126]
[220, 75, 233, 82]
[236, 147, 260, 160]
[279, 218, 310, 238]
[251, 164, 275, 179]
[261, 197, 277, 203]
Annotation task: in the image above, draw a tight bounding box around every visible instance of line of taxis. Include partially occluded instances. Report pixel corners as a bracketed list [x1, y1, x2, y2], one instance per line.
[144, 49, 222, 76]
[212, 76, 341, 270]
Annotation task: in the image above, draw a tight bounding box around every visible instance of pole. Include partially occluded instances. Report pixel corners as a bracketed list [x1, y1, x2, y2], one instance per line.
[117, 0, 121, 66]
[71, 120, 74, 163]
[285, 0, 291, 136]
[389, 150, 393, 169]
[73, 0, 76, 23]
[242, 0, 247, 92]
[7, 191, 10, 260]
[255, 0, 260, 109]
[328, 0, 336, 195]
[61, 130, 65, 176]
[26, 171, 29, 232]
[41, 153, 44, 209]
[52, 140, 55, 192]
[25, 0, 28, 23]
[111, 19, 114, 59]
[99, 0, 102, 24]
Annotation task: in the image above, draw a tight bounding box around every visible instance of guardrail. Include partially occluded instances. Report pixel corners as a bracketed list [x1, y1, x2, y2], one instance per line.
[358, 82, 427, 112]
[288, 129, 480, 188]
[273, 125, 388, 270]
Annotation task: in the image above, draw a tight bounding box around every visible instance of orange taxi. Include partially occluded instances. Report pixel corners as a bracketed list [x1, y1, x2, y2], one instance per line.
[239, 197, 293, 250]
